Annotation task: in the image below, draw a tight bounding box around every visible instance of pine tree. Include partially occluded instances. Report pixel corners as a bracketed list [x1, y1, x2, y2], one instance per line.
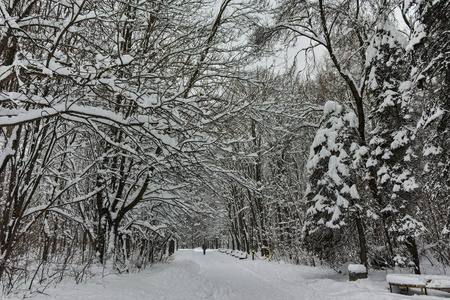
[414, 0, 450, 266]
[366, 17, 425, 273]
[304, 101, 368, 266]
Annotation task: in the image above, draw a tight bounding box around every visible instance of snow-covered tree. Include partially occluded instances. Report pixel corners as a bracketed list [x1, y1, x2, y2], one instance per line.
[256, 0, 400, 265]
[0, 0, 262, 286]
[304, 101, 368, 266]
[366, 16, 425, 273]
[413, 0, 450, 267]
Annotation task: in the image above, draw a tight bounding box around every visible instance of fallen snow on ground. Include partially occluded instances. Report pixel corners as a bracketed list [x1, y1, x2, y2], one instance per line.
[4, 249, 450, 300]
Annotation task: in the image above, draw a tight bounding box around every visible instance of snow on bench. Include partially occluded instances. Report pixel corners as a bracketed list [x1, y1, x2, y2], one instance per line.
[387, 273, 450, 295]
[348, 264, 367, 281]
[424, 275, 450, 290]
[387, 274, 427, 295]
[348, 264, 367, 274]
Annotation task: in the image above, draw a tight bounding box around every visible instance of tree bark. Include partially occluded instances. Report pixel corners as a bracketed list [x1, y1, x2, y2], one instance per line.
[355, 216, 368, 267]
[406, 236, 421, 274]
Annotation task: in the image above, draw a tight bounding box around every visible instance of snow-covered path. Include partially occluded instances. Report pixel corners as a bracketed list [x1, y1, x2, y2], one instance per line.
[150, 249, 320, 299]
[6, 249, 450, 300]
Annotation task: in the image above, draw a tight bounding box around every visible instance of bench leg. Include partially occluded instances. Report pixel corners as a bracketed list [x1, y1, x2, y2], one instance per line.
[389, 284, 392, 293]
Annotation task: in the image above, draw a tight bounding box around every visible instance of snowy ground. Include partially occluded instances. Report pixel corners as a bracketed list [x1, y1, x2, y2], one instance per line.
[4, 249, 450, 300]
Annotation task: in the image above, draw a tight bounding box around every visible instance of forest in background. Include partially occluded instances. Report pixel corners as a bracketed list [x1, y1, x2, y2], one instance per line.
[0, 0, 448, 293]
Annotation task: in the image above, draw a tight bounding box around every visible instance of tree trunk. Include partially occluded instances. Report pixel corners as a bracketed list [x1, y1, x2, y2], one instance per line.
[96, 207, 109, 264]
[355, 216, 368, 267]
[406, 236, 421, 274]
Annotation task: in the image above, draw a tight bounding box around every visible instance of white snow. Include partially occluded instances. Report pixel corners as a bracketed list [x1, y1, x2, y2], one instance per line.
[386, 273, 426, 285]
[6, 249, 450, 300]
[349, 184, 360, 199]
[343, 111, 358, 128]
[387, 273, 450, 289]
[406, 23, 426, 52]
[115, 55, 134, 65]
[424, 145, 443, 156]
[336, 194, 349, 208]
[426, 276, 450, 288]
[348, 264, 367, 273]
[323, 101, 342, 116]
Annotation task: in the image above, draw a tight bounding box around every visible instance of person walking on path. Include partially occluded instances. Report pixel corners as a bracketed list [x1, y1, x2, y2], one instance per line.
[202, 244, 207, 255]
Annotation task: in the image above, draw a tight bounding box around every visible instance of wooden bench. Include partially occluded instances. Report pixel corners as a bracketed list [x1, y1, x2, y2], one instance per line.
[425, 275, 450, 293]
[387, 274, 450, 296]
